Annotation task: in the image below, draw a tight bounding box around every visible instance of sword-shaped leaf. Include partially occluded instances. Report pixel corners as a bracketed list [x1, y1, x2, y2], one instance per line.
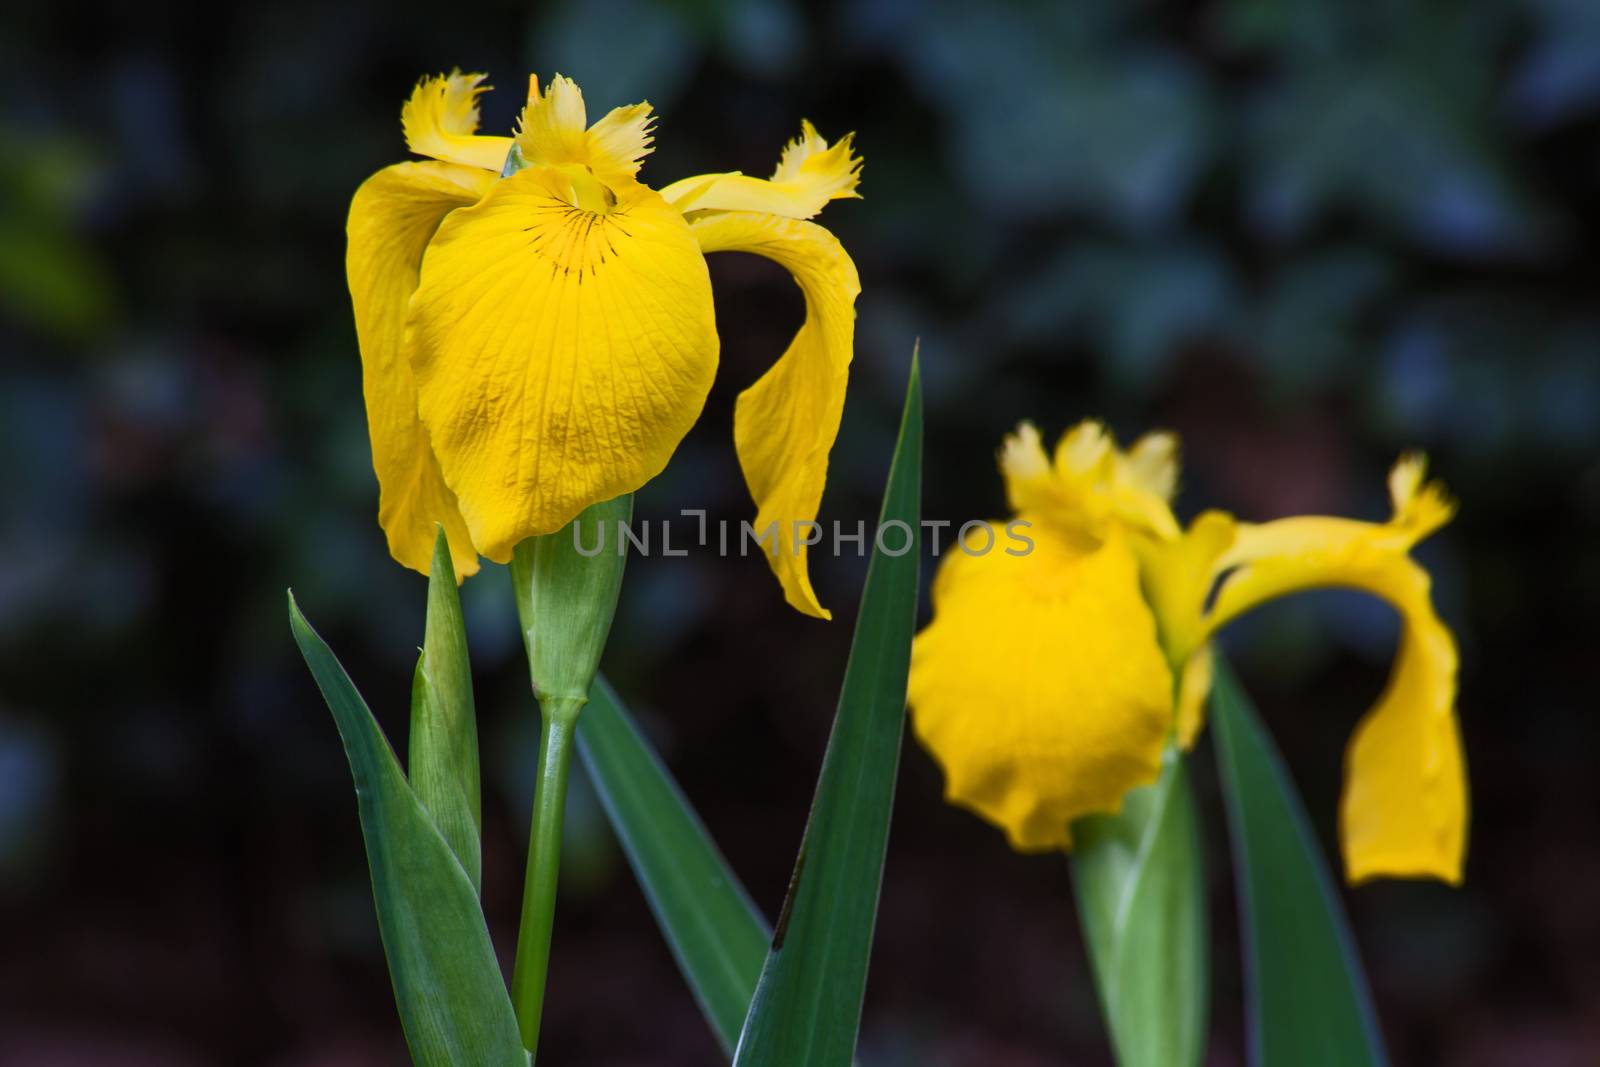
[408, 527, 482, 891]
[577, 678, 772, 1054]
[732, 355, 923, 1067]
[289, 593, 526, 1067]
[1210, 659, 1389, 1067]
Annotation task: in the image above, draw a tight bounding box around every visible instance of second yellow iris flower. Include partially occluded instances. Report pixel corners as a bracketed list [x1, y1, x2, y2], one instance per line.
[347, 71, 861, 618]
[908, 420, 1468, 886]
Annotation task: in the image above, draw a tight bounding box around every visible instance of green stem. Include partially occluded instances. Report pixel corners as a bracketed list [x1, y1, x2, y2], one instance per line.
[505, 494, 630, 1056]
[511, 697, 583, 1056]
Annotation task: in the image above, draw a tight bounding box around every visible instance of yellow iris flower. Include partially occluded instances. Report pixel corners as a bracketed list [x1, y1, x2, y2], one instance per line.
[346, 71, 861, 618]
[907, 420, 1468, 885]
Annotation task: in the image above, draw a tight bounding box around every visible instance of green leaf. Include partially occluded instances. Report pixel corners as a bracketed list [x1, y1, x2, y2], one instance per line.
[576, 677, 772, 1055]
[1072, 743, 1208, 1067]
[1209, 658, 1389, 1067]
[732, 354, 923, 1067]
[409, 528, 482, 892]
[288, 593, 527, 1067]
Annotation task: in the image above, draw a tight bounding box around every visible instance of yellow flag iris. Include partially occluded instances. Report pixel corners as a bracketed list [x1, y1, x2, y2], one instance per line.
[346, 71, 861, 618]
[907, 421, 1468, 885]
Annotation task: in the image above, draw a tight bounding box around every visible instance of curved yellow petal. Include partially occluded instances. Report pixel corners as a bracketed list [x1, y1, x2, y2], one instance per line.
[1203, 463, 1466, 885]
[345, 161, 491, 578]
[689, 210, 859, 619]
[407, 168, 719, 562]
[908, 523, 1176, 850]
[1340, 560, 1465, 884]
[401, 71, 514, 173]
[660, 121, 861, 220]
[1214, 456, 1454, 574]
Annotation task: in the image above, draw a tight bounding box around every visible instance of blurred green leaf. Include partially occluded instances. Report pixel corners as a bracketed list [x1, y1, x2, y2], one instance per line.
[732, 355, 922, 1067]
[1210, 658, 1388, 1067]
[1072, 743, 1208, 1067]
[288, 593, 527, 1067]
[409, 528, 482, 892]
[0, 131, 117, 339]
[576, 677, 772, 1055]
[0, 223, 116, 339]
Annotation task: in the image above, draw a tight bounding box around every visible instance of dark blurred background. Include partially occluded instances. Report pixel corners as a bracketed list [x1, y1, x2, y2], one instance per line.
[3, 0, 1598, 1063]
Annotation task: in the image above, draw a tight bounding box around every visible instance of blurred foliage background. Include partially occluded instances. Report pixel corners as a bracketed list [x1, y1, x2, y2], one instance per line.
[3, 0, 1598, 1063]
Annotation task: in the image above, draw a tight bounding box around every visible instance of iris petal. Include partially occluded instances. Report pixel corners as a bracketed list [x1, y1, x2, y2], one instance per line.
[401, 71, 514, 173]
[660, 122, 861, 221]
[345, 161, 491, 578]
[407, 168, 719, 562]
[908, 524, 1176, 849]
[514, 75, 657, 189]
[689, 210, 859, 619]
[1204, 496, 1467, 884]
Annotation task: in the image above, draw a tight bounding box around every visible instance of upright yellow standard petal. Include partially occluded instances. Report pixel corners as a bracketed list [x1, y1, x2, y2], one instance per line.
[513, 74, 591, 168]
[401, 71, 514, 173]
[998, 420, 1181, 549]
[1202, 458, 1466, 884]
[660, 121, 861, 220]
[582, 102, 657, 187]
[908, 524, 1176, 849]
[689, 210, 859, 619]
[514, 75, 657, 189]
[346, 161, 492, 578]
[407, 168, 719, 563]
[1135, 509, 1237, 665]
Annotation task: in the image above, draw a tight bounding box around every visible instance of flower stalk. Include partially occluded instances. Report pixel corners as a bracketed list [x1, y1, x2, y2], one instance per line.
[1069, 673, 1208, 1067]
[508, 493, 633, 1054]
[511, 701, 580, 1054]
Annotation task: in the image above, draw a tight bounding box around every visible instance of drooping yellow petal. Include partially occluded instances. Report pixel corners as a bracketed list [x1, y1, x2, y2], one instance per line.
[1202, 462, 1466, 884]
[401, 71, 514, 173]
[346, 161, 492, 578]
[689, 210, 859, 618]
[908, 524, 1176, 850]
[660, 121, 861, 220]
[407, 167, 719, 562]
[513, 75, 657, 189]
[1340, 559, 1465, 884]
